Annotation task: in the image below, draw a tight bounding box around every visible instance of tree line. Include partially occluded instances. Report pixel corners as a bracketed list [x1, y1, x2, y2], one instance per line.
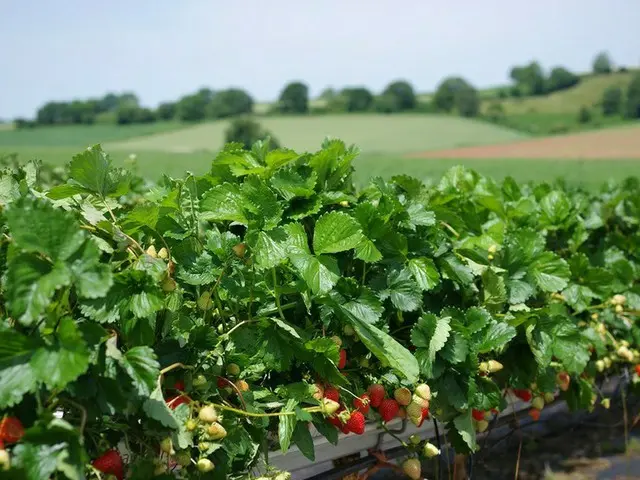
[13, 51, 640, 129]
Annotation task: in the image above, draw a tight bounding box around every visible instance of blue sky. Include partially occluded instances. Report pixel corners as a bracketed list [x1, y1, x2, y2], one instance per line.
[1, 0, 638, 119]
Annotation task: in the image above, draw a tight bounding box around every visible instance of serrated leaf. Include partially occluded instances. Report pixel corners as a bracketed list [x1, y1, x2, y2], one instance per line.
[476, 321, 516, 353]
[354, 238, 383, 263]
[278, 398, 298, 453]
[200, 183, 247, 224]
[143, 385, 180, 428]
[526, 324, 553, 368]
[529, 252, 570, 292]
[119, 346, 160, 397]
[441, 332, 469, 364]
[11, 442, 66, 480]
[482, 268, 507, 311]
[252, 229, 288, 270]
[539, 190, 572, 227]
[411, 314, 451, 377]
[387, 269, 422, 312]
[313, 417, 339, 445]
[562, 284, 597, 313]
[508, 279, 536, 304]
[68, 239, 113, 299]
[439, 254, 474, 285]
[408, 258, 440, 291]
[289, 252, 340, 295]
[453, 410, 477, 452]
[473, 377, 502, 411]
[68, 144, 130, 197]
[313, 211, 363, 254]
[292, 421, 315, 461]
[0, 331, 39, 408]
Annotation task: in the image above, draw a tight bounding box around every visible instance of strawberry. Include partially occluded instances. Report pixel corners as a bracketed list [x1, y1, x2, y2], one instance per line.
[634, 364, 640, 376]
[529, 408, 541, 421]
[423, 441, 441, 458]
[414, 383, 431, 401]
[226, 363, 241, 376]
[394, 387, 412, 406]
[207, 422, 227, 440]
[345, 411, 366, 435]
[173, 380, 185, 391]
[312, 383, 325, 400]
[397, 408, 407, 419]
[235, 380, 250, 392]
[197, 458, 215, 472]
[556, 372, 571, 392]
[0, 417, 24, 444]
[513, 389, 532, 402]
[378, 399, 400, 422]
[165, 394, 190, 410]
[472, 409, 485, 421]
[411, 395, 430, 409]
[232, 243, 246, 258]
[531, 396, 545, 410]
[368, 384, 385, 408]
[160, 437, 174, 455]
[406, 402, 422, 424]
[417, 408, 430, 427]
[324, 386, 340, 403]
[353, 394, 371, 414]
[338, 349, 347, 369]
[92, 450, 124, 480]
[402, 458, 421, 480]
[321, 398, 340, 415]
[198, 405, 219, 424]
[476, 419, 489, 433]
[0, 447, 9, 471]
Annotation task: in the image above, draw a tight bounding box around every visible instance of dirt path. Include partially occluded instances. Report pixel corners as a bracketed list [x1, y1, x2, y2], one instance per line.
[407, 124, 640, 159]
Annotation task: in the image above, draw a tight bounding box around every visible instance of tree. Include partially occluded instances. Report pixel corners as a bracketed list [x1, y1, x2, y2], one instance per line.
[278, 82, 309, 114]
[116, 106, 140, 125]
[433, 77, 479, 116]
[374, 93, 400, 114]
[318, 87, 337, 101]
[224, 117, 279, 149]
[176, 93, 209, 122]
[578, 105, 592, 124]
[486, 101, 505, 122]
[207, 89, 254, 119]
[339, 87, 374, 112]
[593, 52, 613, 74]
[382, 80, 416, 111]
[625, 73, 640, 119]
[509, 62, 546, 96]
[547, 67, 580, 93]
[157, 102, 176, 121]
[601, 86, 623, 116]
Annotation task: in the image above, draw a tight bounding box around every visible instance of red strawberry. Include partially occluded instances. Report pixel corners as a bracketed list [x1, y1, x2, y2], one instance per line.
[338, 349, 347, 369]
[529, 408, 541, 421]
[0, 417, 24, 444]
[345, 411, 366, 434]
[353, 394, 371, 414]
[635, 364, 640, 376]
[174, 380, 185, 391]
[217, 376, 227, 388]
[513, 389, 532, 402]
[324, 386, 340, 403]
[165, 395, 190, 410]
[368, 384, 385, 408]
[472, 409, 485, 421]
[92, 450, 124, 480]
[417, 408, 430, 427]
[378, 399, 400, 422]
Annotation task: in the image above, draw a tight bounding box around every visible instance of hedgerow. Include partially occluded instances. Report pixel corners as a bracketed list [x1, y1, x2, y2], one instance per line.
[0, 140, 638, 479]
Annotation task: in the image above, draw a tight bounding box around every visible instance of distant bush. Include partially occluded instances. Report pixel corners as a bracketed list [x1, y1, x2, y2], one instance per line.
[381, 80, 416, 112]
[592, 52, 613, 74]
[509, 85, 522, 98]
[374, 93, 400, 114]
[116, 106, 156, 125]
[497, 89, 509, 99]
[485, 101, 506, 122]
[277, 82, 309, 114]
[601, 86, 623, 116]
[338, 87, 374, 112]
[207, 89, 254, 119]
[578, 106, 592, 124]
[14, 118, 35, 129]
[156, 102, 176, 121]
[224, 117, 280, 149]
[433, 77, 480, 117]
[625, 73, 640, 119]
[547, 67, 580, 93]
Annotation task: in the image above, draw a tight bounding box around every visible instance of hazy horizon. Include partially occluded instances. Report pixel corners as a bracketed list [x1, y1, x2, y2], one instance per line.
[1, 0, 638, 119]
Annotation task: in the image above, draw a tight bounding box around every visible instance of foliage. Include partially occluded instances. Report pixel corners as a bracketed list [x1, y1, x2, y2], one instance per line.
[485, 101, 505, 122]
[207, 89, 254, 119]
[0, 140, 639, 478]
[157, 102, 177, 121]
[601, 86, 623, 116]
[332, 87, 374, 113]
[547, 67, 580, 93]
[510, 62, 546, 96]
[593, 52, 613, 74]
[224, 118, 280, 149]
[277, 82, 309, 114]
[176, 89, 213, 122]
[433, 77, 480, 117]
[116, 106, 157, 125]
[382, 80, 417, 112]
[625, 73, 640, 119]
[577, 105, 592, 124]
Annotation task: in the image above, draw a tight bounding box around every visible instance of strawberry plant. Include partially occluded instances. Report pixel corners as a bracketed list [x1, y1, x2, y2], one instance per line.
[0, 141, 639, 478]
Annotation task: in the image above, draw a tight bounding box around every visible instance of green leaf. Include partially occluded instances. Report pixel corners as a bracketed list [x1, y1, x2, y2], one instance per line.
[386, 269, 422, 312]
[476, 321, 516, 353]
[482, 268, 507, 311]
[6, 197, 85, 261]
[68, 239, 113, 299]
[119, 346, 160, 397]
[278, 399, 298, 453]
[526, 324, 553, 368]
[289, 252, 340, 295]
[0, 331, 39, 408]
[4, 254, 71, 325]
[408, 258, 440, 291]
[562, 284, 597, 313]
[30, 317, 90, 390]
[143, 385, 180, 429]
[200, 183, 247, 224]
[313, 417, 339, 445]
[292, 421, 315, 461]
[11, 442, 66, 480]
[439, 254, 474, 285]
[453, 410, 477, 452]
[122, 204, 160, 233]
[313, 211, 363, 254]
[336, 304, 419, 383]
[354, 238, 383, 263]
[68, 145, 130, 197]
[529, 252, 570, 292]
[270, 167, 317, 200]
[412, 314, 451, 377]
[251, 229, 288, 270]
[539, 190, 572, 227]
[440, 332, 469, 364]
[473, 377, 503, 411]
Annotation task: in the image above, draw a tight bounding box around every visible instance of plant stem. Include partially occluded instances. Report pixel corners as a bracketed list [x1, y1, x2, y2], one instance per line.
[272, 268, 286, 321]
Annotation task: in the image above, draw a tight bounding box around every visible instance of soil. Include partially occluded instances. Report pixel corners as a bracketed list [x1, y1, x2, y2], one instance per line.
[407, 125, 640, 160]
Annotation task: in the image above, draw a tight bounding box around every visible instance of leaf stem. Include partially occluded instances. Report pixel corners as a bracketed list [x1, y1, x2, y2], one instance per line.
[272, 268, 286, 321]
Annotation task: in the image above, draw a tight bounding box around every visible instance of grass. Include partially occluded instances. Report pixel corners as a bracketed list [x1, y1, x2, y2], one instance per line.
[492, 112, 636, 136]
[106, 114, 528, 154]
[4, 144, 639, 189]
[0, 122, 186, 147]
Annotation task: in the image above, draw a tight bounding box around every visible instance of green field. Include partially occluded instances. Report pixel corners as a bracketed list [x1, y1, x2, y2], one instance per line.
[105, 114, 528, 154]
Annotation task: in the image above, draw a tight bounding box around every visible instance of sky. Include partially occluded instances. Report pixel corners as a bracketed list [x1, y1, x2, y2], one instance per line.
[0, 0, 638, 119]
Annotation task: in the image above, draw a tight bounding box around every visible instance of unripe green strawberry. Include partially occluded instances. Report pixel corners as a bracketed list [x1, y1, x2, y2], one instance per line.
[197, 291, 213, 311]
[476, 419, 489, 433]
[601, 398, 611, 409]
[414, 383, 431, 401]
[0, 449, 10, 471]
[402, 458, 421, 480]
[488, 244, 497, 254]
[146, 245, 158, 258]
[312, 383, 324, 400]
[198, 405, 218, 424]
[158, 247, 169, 259]
[408, 434, 421, 445]
[423, 441, 441, 458]
[154, 462, 167, 475]
[603, 357, 612, 368]
[339, 200, 349, 207]
[193, 374, 207, 387]
[531, 396, 545, 410]
[406, 402, 423, 420]
[612, 294, 626, 305]
[160, 437, 174, 455]
[207, 422, 227, 440]
[394, 387, 412, 406]
[226, 363, 241, 376]
[232, 243, 246, 258]
[175, 451, 191, 467]
[616, 304, 624, 313]
[198, 442, 210, 452]
[359, 358, 370, 368]
[321, 399, 340, 415]
[544, 392, 555, 404]
[330, 336, 342, 347]
[343, 324, 355, 336]
[197, 458, 215, 472]
[161, 276, 177, 292]
[595, 360, 605, 372]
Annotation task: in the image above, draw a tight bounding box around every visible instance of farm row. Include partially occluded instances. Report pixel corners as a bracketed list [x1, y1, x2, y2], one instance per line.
[0, 140, 638, 479]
